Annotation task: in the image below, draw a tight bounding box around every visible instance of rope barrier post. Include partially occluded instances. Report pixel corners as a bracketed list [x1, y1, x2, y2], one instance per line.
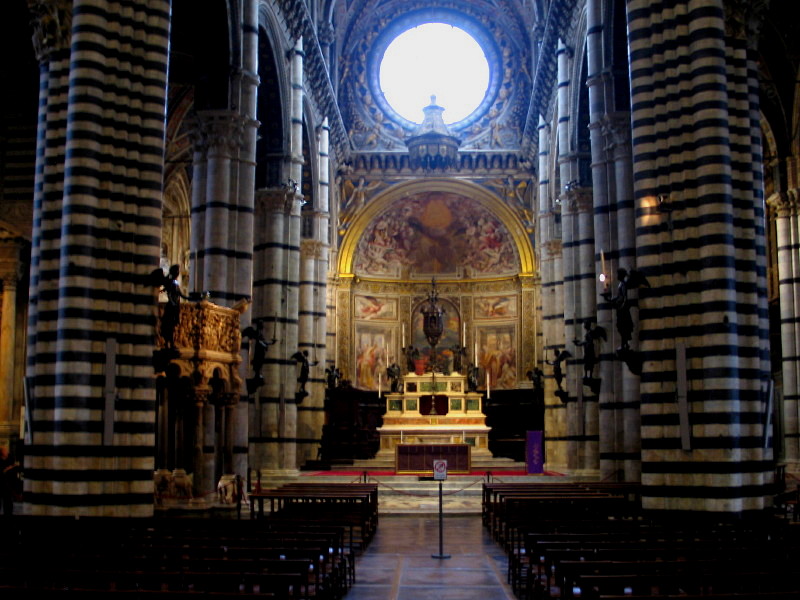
[431, 459, 450, 560]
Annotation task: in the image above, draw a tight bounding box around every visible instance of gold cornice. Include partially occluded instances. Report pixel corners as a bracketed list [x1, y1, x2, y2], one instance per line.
[337, 179, 535, 280]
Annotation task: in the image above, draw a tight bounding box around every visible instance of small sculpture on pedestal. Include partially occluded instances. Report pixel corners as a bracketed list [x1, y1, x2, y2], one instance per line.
[242, 320, 277, 395]
[601, 267, 650, 376]
[403, 345, 420, 374]
[546, 349, 572, 403]
[325, 365, 341, 390]
[386, 362, 401, 393]
[574, 319, 605, 395]
[291, 349, 318, 403]
[467, 364, 479, 392]
[451, 344, 467, 374]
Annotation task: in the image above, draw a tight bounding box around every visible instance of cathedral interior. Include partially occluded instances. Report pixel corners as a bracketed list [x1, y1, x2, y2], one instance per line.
[1, 0, 799, 518]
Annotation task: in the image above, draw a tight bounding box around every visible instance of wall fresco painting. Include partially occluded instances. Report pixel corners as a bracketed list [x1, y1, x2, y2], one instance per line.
[476, 324, 517, 390]
[474, 295, 517, 319]
[354, 323, 395, 390]
[353, 191, 519, 279]
[354, 295, 397, 320]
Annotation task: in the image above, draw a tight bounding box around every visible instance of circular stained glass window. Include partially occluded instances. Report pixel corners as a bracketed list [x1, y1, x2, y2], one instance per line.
[378, 23, 490, 125]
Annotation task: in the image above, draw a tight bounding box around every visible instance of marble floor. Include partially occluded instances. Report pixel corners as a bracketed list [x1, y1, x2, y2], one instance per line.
[345, 515, 515, 600]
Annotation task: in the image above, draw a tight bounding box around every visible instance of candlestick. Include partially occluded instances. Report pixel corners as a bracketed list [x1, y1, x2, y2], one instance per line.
[600, 249, 608, 290]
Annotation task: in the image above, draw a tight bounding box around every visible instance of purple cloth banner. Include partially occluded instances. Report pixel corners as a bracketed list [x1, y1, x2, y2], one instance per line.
[526, 430, 544, 474]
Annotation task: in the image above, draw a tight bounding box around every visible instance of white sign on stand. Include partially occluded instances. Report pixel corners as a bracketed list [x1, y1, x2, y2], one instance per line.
[433, 459, 447, 481]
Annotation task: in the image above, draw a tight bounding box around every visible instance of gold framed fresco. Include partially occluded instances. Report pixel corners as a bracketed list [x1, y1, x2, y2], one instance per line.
[354, 295, 398, 320]
[474, 295, 517, 319]
[354, 322, 397, 390]
[475, 323, 517, 390]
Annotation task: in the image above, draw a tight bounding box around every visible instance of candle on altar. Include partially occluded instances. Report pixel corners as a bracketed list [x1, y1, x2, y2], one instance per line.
[378, 372, 382, 397]
[462, 321, 466, 346]
[486, 371, 491, 398]
[402, 323, 406, 347]
[474, 341, 478, 364]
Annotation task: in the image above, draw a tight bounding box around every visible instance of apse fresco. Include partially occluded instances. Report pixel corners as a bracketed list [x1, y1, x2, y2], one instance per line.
[353, 191, 519, 278]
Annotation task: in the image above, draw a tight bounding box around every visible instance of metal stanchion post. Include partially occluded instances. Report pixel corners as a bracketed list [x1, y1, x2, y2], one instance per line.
[431, 480, 450, 559]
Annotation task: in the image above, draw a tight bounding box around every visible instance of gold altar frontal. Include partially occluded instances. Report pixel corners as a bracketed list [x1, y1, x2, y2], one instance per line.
[377, 372, 491, 458]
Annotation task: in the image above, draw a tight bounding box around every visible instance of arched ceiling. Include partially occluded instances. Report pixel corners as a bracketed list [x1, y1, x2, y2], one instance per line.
[331, 0, 541, 153]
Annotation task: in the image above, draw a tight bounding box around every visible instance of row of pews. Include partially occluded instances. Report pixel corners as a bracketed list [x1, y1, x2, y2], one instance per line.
[0, 482, 379, 599]
[484, 481, 800, 599]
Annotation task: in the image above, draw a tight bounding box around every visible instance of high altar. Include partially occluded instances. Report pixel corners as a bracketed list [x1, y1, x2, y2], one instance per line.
[376, 371, 491, 459]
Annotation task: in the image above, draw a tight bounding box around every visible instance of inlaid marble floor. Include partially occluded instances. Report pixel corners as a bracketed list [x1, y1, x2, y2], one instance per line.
[344, 515, 516, 600]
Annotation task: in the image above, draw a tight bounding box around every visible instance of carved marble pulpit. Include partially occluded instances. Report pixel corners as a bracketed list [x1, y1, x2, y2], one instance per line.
[154, 299, 246, 504]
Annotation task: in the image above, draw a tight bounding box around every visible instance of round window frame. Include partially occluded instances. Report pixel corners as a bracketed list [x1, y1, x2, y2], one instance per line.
[368, 10, 501, 132]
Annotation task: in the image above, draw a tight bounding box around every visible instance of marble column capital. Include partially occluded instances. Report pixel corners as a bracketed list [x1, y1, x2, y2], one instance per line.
[300, 239, 328, 260]
[724, 0, 769, 50]
[542, 239, 563, 258]
[561, 189, 593, 214]
[28, 0, 72, 62]
[768, 191, 800, 218]
[256, 187, 303, 215]
[191, 110, 246, 156]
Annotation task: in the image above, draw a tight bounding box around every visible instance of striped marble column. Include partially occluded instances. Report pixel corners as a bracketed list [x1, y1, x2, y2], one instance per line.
[586, 0, 641, 482]
[230, 0, 259, 480]
[24, 0, 171, 516]
[0, 268, 20, 443]
[628, 0, 772, 513]
[296, 118, 331, 466]
[297, 240, 326, 465]
[771, 193, 800, 466]
[538, 115, 568, 470]
[252, 188, 302, 475]
[585, 0, 617, 480]
[191, 111, 245, 302]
